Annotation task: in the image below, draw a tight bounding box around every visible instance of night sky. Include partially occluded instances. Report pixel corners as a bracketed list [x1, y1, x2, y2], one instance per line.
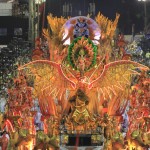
[44, 0, 150, 34]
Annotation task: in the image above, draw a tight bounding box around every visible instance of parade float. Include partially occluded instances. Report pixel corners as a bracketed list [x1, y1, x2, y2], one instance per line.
[0, 12, 149, 150]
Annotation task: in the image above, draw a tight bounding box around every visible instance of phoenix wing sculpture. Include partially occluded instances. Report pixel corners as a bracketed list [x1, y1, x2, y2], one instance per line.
[18, 59, 149, 117]
[87, 60, 149, 115]
[18, 60, 78, 116]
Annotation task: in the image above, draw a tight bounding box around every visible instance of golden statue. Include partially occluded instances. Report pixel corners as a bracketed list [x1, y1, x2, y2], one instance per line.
[69, 89, 91, 126]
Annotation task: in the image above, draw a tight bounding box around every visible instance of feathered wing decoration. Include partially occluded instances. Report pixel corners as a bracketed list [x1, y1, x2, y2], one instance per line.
[18, 60, 78, 116]
[95, 12, 120, 39]
[88, 60, 149, 115]
[95, 12, 120, 62]
[43, 14, 68, 61]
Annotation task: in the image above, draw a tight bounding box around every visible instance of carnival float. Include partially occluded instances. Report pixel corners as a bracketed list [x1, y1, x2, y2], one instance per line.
[0, 12, 149, 150]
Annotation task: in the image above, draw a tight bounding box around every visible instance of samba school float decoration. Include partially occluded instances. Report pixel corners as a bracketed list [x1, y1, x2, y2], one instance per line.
[0, 13, 149, 149]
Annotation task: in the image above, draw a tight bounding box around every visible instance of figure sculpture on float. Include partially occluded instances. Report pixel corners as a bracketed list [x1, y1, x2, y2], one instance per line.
[73, 17, 89, 38]
[77, 49, 86, 77]
[68, 89, 95, 132]
[69, 89, 90, 124]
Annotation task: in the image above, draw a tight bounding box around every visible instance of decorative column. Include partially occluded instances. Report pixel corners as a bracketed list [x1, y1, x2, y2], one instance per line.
[28, 0, 36, 47]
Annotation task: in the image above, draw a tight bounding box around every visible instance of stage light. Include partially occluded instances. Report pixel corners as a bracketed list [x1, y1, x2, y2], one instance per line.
[35, 0, 46, 4]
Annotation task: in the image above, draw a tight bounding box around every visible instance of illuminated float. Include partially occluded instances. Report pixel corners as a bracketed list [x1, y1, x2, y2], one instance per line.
[0, 13, 149, 149]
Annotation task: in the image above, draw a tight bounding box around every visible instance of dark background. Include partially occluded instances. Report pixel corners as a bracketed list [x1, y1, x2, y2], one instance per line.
[44, 0, 150, 34]
[0, 16, 28, 44]
[0, 0, 149, 44]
